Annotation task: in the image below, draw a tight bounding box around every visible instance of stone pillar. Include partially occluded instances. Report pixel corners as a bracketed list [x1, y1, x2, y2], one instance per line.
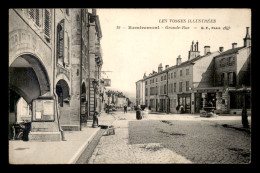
[67, 9, 82, 131]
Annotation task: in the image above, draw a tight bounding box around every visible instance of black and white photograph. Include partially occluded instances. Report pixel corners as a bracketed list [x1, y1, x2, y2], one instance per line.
[8, 8, 251, 164]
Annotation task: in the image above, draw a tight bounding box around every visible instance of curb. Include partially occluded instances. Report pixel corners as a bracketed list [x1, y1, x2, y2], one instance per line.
[68, 114, 117, 164]
[68, 128, 100, 164]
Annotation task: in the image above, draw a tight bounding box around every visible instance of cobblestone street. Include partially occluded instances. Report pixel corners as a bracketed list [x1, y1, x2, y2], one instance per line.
[88, 111, 251, 164]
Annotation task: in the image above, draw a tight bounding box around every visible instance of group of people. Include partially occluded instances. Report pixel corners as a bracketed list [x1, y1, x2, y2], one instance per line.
[135, 105, 149, 120]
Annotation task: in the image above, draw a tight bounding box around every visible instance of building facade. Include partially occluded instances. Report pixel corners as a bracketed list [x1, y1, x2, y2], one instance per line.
[211, 27, 251, 115]
[135, 78, 145, 106]
[136, 27, 251, 115]
[9, 8, 103, 141]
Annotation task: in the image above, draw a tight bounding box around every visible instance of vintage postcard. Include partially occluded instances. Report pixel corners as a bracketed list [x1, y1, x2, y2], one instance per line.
[9, 8, 251, 164]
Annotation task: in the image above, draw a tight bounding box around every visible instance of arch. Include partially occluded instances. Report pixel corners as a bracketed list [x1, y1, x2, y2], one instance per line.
[56, 79, 70, 107]
[81, 82, 87, 103]
[9, 54, 51, 104]
[55, 73, 70, 94]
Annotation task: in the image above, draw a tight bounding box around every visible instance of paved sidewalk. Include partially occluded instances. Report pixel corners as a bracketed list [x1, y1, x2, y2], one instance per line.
[9, 113, 116, 164]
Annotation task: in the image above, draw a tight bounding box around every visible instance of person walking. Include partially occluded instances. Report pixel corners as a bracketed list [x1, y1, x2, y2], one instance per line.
[124, 105, 127, 114]
[136, 105, 142, 120]
[176, 105, 180, 113]
[106, 104, 110, 114]
[180, 105, 184, 114]
[92, 111, 99, 127]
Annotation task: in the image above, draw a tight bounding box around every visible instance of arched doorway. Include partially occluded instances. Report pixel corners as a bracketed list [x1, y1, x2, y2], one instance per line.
[9, 54, 50, 119]
[55, 79, 70, 127]
[56, 79, 70, 107]
[9, 54, 51, 140]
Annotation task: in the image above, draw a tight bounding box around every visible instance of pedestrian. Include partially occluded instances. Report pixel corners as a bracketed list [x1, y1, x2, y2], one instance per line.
[180, 105, 184, 114]
[136, 105, 142, 120]
[93, 111, 99, 127]
[124, 105, 127, 114]
[106, 104, 110, 114]
[176, 105, 180, 113]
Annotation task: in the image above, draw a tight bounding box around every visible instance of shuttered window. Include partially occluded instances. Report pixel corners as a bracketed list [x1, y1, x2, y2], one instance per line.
[186, 69, 189, 75]
[57, 19, 65, 66]
[44, 9, 51, 39]
[186, 81, 189, 91]
[179, 82, 182, 92]
[29, 9, 40, 27]
[228, 72, 236, 87]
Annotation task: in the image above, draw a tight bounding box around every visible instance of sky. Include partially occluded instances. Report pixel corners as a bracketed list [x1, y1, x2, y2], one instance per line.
[96, 8, 251, 99]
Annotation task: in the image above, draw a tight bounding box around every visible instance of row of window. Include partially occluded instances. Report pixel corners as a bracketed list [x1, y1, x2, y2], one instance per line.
[26, 9, 52, 42]
[24, 9, 71, 68]
[220, 72, 236, 86]
[25, 8, 70, 43]
[145, 68, 190, 85]
[146, 81, 190, 96]
[147, 98, 178, 109]
[219, 57, 235, 67]
[169, 81, 190, 93]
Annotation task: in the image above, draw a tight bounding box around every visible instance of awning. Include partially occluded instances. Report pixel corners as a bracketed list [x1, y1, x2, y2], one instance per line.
[228, 87, 251, 93]
[193, 87, 224, 92]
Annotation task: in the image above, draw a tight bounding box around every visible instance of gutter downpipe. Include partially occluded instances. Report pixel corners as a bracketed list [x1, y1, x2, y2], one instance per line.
[53, 9, 64, 140]
[79, 9, 83, 131]
[87, 10, 91, 122]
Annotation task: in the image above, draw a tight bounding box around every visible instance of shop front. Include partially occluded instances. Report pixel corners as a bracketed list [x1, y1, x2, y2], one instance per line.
[177, 93, 191, 113]
[193, 87, 224, 114]
[159, 95, 167, 112]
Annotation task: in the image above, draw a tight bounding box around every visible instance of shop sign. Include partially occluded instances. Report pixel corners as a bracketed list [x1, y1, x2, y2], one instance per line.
[103, 79, 111, 87]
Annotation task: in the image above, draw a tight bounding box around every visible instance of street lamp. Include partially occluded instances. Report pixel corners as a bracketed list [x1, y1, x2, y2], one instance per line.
[92, 79, 99, 128]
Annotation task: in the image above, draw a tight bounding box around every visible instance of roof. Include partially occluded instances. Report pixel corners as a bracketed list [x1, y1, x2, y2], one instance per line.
[141, 51, 220, 81]
[214, 46, 245, 58]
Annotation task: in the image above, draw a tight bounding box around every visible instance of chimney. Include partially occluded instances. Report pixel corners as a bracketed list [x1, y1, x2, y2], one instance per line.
[176, 55, 182, 66]
[189, 41, 200, 60]
[165, 65, 169, 69]
[158, 63, 163, 72]
[196, 41, 199, 51]
[232, 43, 237, 49]
[204, 46, 210, 55]
[92, 8, 97, 15]
[244, 27, 251, 47]
[219, 47, 224, 52]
